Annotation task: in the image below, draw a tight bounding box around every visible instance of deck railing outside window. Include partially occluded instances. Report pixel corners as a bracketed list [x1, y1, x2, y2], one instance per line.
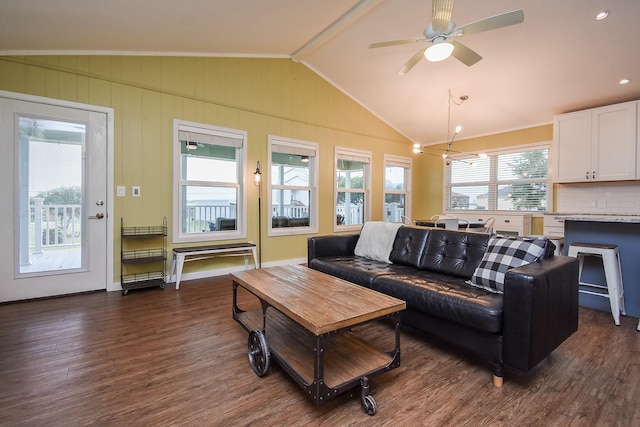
[30, 198, 81, 253]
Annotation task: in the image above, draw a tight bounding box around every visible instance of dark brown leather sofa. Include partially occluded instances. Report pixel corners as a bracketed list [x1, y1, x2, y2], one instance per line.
[307, 226, 579, 386]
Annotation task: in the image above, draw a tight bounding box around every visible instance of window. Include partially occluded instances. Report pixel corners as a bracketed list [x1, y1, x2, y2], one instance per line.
[173, 120, 246, 243]
[267, 136, 318, 236]
[384, 155, 412, 223]
[335, 147, 371, 231]
[445, 143, 549, 212]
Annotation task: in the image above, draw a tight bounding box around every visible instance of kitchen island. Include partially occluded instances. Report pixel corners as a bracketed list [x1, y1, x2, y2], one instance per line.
[551, 213, 640, 319]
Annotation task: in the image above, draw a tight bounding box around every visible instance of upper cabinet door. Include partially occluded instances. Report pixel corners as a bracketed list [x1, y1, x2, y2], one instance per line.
[552, 110, 592, 183]
[591, 101, 637, 181]
[552, 101, 638, 183]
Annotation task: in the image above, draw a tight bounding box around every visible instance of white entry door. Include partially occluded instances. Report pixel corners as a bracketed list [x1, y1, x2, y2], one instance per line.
[0, 92, 112, 302]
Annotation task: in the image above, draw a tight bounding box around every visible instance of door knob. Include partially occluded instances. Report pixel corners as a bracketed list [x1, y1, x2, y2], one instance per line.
[89, 213, 105, 220]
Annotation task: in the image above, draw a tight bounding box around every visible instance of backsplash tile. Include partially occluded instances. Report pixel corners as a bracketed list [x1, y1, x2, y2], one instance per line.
[557, 182, 640, 214]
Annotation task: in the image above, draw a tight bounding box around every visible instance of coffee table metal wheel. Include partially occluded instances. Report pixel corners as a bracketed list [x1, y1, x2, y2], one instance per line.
[362, 395, 377, 416]
[248, 329, 270, 377]
[360, 377, 377, 415]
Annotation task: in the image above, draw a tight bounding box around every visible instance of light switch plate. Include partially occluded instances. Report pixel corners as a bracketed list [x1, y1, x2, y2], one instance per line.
[117, 186, 125, 197]
[132, 186, 141, 197]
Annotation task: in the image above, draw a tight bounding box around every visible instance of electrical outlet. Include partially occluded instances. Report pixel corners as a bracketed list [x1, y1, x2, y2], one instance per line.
[132, 186, 141, 197]
[117, 186, 125, 197]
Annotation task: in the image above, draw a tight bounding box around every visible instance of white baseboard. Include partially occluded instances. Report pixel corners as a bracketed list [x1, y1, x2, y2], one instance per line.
[110, 256, 307, 292]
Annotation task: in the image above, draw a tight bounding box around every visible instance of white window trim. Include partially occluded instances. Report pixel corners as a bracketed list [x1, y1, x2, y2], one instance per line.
[334, 147, 371, 232]
[383, 154, 412, 223]
[267, 135, 319, 237]
[443, 141, 552, 217]
[172, 119, 247, 243]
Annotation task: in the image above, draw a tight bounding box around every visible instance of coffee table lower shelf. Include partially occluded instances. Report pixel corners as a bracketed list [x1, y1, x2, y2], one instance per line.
[233, 299, 401, 415]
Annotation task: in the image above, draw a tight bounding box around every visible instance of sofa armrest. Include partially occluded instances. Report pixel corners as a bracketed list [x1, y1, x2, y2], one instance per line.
[307, 234, 360, 264]
[502, 255, 579, 372]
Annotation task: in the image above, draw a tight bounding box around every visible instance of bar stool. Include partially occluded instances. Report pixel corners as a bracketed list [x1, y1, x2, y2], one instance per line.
[567, 242, 625, 325]
[548, 237, 564, 256]
[530, 235, 564, 255]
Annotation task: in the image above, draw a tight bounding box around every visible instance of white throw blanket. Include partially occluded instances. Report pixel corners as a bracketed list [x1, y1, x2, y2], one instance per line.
[354, 221, 403, 263]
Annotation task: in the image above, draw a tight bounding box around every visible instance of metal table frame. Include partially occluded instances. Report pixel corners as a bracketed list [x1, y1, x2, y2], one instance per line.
[232, 280, 402, 415]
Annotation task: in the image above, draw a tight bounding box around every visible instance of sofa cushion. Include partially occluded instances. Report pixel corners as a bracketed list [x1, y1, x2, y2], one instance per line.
[309, 256, 415, 288]
[354, 221, 403, 263]
[418, 229, 489, 279]
[468, 236, 547, 293]
[389, 226, 430, 268]
[373, 271, 504, 333]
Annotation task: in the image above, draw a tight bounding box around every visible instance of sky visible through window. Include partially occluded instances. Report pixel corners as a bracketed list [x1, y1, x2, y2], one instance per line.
[22, 118, 84, 199]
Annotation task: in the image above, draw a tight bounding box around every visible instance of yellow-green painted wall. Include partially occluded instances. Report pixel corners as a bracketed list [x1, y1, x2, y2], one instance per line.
[0, 55, 555, 284]
[412, 124, 553, 234]
[0, 55, 415, 281]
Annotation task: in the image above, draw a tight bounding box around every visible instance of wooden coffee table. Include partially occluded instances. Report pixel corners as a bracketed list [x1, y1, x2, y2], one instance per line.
[231, 264, 405, 415]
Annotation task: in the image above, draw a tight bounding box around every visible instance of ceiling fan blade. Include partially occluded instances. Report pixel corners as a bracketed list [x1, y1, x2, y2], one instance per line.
[369, 38, 426, 49]
[450, 41, 482, 66]
[432, 0, 456, 33]
[397, 47, 427, 75]
[455, 9, 524, 36]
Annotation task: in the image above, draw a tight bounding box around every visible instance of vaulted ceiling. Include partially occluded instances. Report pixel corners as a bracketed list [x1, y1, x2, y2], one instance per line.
[2, 0, 639, 145]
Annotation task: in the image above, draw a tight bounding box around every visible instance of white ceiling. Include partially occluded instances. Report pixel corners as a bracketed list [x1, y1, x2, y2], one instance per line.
[2, 0, 639, 146]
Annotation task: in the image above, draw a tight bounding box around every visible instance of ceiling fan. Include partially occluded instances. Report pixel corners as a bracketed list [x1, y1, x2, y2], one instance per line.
[369, 0, 524, 75]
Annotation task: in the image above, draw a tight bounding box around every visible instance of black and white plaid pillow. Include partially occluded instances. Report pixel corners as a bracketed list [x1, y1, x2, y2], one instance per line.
[467, 236, 547, 294]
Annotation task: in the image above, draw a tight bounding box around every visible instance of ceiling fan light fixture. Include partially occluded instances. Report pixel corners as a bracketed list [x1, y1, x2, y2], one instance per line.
[424, 41, 454, 62]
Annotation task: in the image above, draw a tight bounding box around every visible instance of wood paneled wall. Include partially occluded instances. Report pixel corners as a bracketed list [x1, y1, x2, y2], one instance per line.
[0, 55, 413, 279]
[0, 55, 555, 277]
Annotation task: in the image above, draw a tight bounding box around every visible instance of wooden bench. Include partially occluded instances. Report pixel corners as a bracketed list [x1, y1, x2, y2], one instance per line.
[170, 242, 258, 289]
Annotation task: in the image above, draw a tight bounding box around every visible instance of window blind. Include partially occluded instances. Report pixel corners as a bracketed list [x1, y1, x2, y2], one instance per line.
[385, 155, 412, 168]
[445, 147, 549, 212]
[336, 148, 371, 164]
[178, 130, 243, 148]
[271, 142, 316, 157]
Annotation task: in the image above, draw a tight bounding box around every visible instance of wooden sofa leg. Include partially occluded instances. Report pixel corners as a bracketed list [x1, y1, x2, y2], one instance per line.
[492, 361, 504, 387]
[492, 375, 504, 387]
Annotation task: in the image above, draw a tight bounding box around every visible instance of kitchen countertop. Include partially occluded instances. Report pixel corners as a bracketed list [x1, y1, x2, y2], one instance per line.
[546, 212, 640, 223]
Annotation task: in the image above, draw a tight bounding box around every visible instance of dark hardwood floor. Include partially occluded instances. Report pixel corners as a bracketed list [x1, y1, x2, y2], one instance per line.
[1, 274, 639, 426]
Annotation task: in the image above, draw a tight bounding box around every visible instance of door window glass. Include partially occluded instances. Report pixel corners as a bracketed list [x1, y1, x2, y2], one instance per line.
[18, 117, 85, 274]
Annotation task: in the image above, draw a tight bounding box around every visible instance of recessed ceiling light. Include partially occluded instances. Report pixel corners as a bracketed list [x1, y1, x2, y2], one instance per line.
[619, 78, 631, 85]
[595, 10, 609, 20]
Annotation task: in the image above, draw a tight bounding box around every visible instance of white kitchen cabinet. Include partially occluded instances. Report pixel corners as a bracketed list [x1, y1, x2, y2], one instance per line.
[552, 110, 591, 182]
[543, 215, 564, 238]
[552, 101, 637, 183]
[451, 212, 531, 236]
[542, 215, 565, 254]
